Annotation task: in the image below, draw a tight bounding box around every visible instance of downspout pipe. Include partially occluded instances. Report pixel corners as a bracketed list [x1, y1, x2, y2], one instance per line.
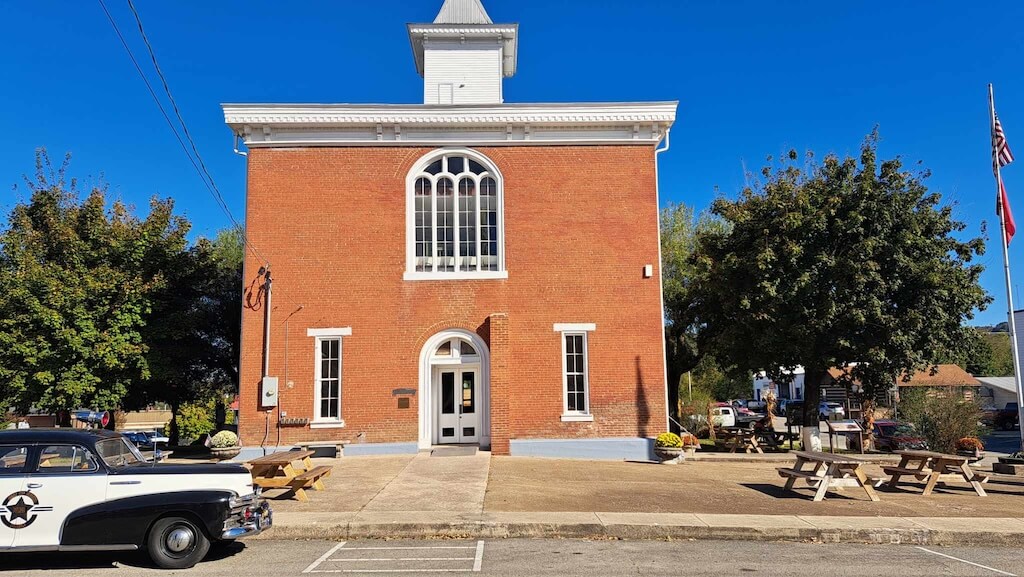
[654, 128, 671, 434]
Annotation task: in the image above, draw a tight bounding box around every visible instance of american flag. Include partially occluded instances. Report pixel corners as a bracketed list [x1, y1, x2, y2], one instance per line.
[994, 114, 1015, 172]
[993, 112, 1016, 244]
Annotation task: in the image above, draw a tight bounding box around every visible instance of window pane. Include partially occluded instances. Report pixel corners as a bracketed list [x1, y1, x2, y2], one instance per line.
[563, 333, 588, 413]
[441, 372, 455, 414]
[462, 372, 475, 414]
[460, 341, 477, 356]
[415, 178, 433, 271]
[425, 160, 443, 175]
[436, 340, 452, 356]
[0, 446, 30, 474]
[39, 445, 96, 472]
[468, 159, 485, 174]
[436, 178, 455, 271]
[479, 177, 498, 270]
[458, 178, 477, 271]
[448, 156, 464, 175]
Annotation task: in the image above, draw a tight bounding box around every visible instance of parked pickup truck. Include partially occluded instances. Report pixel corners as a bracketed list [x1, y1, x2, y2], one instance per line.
[713, 404, 763, 429]
[995, 402, 1020, 431]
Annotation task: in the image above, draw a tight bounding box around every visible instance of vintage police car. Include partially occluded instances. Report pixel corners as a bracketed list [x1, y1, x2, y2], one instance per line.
[0, 428, 270, 569]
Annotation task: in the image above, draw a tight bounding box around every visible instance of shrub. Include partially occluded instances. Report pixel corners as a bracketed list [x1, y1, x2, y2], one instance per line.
[655, 432, 683, 448]
[176, 401, 215, 444]
[955, 437, 984, 451]
[680, 433, 699, 447]
[210, 430, 239, 448]
[898, 388, 983, 454]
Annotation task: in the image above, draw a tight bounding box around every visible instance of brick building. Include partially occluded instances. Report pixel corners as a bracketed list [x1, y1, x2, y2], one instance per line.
[223, 0, 676, 459]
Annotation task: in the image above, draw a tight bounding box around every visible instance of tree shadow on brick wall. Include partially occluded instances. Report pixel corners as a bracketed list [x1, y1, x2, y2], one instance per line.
[636, 356, 650, 437]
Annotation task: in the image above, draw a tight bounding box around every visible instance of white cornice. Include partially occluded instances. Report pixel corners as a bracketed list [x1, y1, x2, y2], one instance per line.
[223, 101, 677, 147]
[223, 102, 677, 125]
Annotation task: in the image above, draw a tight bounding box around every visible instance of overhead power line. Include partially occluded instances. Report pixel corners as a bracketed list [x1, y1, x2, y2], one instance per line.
[96, 0, 270, 268]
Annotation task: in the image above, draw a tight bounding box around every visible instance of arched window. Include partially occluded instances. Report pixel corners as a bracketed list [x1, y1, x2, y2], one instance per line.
[406, 150, 505, 279]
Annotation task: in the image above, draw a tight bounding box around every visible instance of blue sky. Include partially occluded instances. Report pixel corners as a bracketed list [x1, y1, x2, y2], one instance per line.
[1, 0, 1022, 325]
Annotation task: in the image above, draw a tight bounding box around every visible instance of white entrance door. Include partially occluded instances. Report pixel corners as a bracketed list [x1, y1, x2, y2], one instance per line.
[436, 368, 480, 444]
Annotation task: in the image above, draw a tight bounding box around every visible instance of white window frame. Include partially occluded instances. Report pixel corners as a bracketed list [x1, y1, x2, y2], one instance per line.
[404, 148, 508, 281]
[308, 327, 351, 428]
[555, 323, 595, 422]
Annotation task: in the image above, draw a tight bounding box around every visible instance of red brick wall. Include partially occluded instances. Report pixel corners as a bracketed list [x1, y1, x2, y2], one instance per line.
[238, 146, 667, 452]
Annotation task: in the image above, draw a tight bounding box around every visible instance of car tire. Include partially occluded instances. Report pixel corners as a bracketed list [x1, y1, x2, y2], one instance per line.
[147, 516, 211, 570]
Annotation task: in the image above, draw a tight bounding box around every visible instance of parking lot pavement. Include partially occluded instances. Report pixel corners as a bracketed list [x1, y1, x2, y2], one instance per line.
[0, 539, 1021, 576]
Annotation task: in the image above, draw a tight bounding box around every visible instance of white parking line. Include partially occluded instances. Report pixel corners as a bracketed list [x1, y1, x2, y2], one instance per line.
[305, 541, 485, 574]
[915, 547, 1017, 576]
[472, 541, 484, 572]
[304, 542, 348, 574]
[329, 558, 476, 562]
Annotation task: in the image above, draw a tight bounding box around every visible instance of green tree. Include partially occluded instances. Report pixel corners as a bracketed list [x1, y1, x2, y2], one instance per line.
[125, 228, 243, 443]
[691, 133, 991, 427]
[982, 331, 1015, 376]
[0, 150, 189, 414]
[661, 202, 728, 428]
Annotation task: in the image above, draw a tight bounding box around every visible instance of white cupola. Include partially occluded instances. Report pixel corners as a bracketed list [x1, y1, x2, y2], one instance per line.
[408, 0, 518, 105]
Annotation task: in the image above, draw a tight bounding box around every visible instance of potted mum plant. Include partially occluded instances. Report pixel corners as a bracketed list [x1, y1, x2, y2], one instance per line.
[208, 430, 241, 461]
[680, 433, 700, 458]
[654, 432, 684, 464]
[955, 437, 984, 460]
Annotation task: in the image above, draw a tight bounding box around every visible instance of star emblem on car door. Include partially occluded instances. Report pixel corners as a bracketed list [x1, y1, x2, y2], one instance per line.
[2, 491, 42, 529]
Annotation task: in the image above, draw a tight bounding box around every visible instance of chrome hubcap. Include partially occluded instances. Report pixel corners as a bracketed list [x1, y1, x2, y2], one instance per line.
[166, 527, 194, 552]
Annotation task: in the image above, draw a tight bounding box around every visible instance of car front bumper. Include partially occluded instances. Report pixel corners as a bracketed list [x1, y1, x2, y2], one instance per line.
[222, 494, 272, 540]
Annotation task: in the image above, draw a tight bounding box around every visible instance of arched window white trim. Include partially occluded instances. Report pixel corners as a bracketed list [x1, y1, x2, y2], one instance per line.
[404, 148, 507, 280]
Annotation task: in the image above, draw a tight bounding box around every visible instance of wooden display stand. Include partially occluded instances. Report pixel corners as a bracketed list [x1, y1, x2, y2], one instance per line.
[825, 420, 863, 454]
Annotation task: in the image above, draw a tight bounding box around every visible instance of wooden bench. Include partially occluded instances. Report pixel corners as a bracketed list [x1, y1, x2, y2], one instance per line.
[293, 465, 333, 492]
[884, 450, 988, 496]
[777, 468, 821, 480]
[778, 451, 880, 502]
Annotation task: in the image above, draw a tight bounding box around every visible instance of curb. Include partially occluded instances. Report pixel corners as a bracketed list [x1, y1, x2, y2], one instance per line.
[258, 521, 1024, 547]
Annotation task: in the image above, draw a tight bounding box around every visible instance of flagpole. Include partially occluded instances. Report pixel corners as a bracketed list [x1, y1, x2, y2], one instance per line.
[989, 83, 1024, 451]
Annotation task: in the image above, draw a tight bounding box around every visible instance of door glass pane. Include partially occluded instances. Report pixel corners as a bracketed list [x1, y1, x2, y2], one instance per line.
[463, 427, 475, 437]
[0, 446, 30, 474]
[442, 427, 455, 438]
[462, 372, 475, 414]
[441, 372, 455, 414]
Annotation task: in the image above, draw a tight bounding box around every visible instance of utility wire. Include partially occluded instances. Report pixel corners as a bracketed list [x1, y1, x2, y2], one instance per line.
[97, 0, 271, 268]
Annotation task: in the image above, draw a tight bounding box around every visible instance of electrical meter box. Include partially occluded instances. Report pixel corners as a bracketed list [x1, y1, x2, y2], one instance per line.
[261, 376, 279, 407]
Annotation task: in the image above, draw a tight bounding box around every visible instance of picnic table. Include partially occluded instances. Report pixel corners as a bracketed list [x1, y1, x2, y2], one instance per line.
[246, 450, 333, 502]
[881, 450, 989, 497]
[715, 427, 763, 454]
[777, 450, 880, 502]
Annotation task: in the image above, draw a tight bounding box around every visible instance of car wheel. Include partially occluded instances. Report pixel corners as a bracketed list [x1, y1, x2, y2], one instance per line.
[147, 516, 210, 570]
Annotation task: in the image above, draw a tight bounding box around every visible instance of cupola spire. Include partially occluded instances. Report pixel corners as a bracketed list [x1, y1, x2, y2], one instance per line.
[408, 0, 518, 105]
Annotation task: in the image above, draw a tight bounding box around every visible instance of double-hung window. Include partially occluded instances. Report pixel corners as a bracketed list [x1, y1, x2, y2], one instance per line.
[554, 323, 595, 422]
[308, 328, 351, 427]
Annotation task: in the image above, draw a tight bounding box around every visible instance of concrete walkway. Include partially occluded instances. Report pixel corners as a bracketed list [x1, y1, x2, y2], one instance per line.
[360, 449, 490, 513]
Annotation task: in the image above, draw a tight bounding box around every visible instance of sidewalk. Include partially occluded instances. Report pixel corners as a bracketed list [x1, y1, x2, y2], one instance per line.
[253, 451, 1024, 545]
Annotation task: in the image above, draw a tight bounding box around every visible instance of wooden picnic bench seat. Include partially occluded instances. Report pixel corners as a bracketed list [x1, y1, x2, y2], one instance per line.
[882, 466, 931, 476]
[294, 465, 333, 488]
[776, 468, 820, 480]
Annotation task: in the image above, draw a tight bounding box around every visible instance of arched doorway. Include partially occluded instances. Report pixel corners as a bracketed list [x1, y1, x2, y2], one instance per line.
[418, 329, 490, 449]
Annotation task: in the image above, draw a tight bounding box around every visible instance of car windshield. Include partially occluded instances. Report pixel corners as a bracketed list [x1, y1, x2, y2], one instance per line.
[893, 424, 916, 436]
[95, 437, 146, 468]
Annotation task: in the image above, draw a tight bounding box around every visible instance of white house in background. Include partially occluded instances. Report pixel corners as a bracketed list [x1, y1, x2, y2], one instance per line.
[976, 377, 1018, 408]
[753, 367, 805, 401]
